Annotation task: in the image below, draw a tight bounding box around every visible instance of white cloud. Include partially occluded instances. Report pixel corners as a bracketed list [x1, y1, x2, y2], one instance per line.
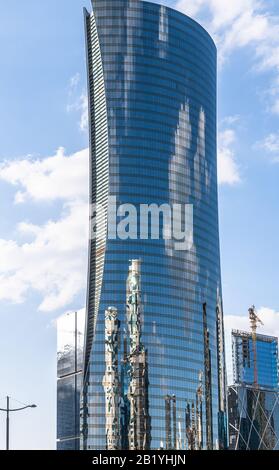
[79, 93, 89, 133]
[175, 0, 279, 110]
[67, 73, 89, 133]
[221, 11, 269, 58]
[210, 0, 258, 29]
[0, 147, 89, 203]
[257, 133, 279, 162]
[176, 0, 269, 47]
[0, 148, 89, 312]
[260, 133, 279, 153]
[67, 92, 89, 133]
[221, 115, 241, 126]
[175, 0, 206, 17]
[218, 128, 241, 185]
[69, 73, 81, 93]
[177, 0, 262, 32]
[271, 99, 279, 115]
[224, 307, 279, 384]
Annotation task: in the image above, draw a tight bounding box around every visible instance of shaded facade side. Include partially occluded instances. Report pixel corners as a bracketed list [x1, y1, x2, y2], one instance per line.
[57, 310, 85, 450]
[228, 385, 279, 450]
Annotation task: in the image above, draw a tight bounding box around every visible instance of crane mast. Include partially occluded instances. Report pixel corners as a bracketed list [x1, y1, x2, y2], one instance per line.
[248, 305, 264, 388]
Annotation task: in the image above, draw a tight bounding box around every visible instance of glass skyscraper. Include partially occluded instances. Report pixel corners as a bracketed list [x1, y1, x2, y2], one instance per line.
[232, 330, 278, 390]
[228, 331, 279, 450]
[57, 310, 85, 450]
[82, 0, 227, 450]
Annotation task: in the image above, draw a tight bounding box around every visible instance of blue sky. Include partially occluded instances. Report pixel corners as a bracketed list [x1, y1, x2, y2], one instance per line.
[0, 0, 278, 449]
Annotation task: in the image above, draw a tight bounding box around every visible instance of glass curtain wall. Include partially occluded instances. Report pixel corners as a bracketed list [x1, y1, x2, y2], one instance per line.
[82, 0, 226, 450]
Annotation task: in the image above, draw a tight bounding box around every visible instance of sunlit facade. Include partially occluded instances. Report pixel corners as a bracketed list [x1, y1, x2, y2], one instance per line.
[232, 330, 278, 390]
[57, 310, 85, 450]
[82, 0, 226, 450]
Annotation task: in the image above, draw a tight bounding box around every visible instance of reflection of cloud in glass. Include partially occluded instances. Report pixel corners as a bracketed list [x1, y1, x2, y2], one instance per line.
[57, 309, 85, 376]
[57, 309, 85, 449]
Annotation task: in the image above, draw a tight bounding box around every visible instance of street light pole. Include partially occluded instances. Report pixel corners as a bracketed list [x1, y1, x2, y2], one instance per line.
[0, 396, 37, 450]
[6, 397, 9, 451]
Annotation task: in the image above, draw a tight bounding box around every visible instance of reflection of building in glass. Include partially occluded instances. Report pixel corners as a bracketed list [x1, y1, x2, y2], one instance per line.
[203, 302, 213, 449]
[102, 261, 150, 450]
[232, 330, 279, 390]
[185, 372, 203, 450]
[57, 310, 85, 450]
[120, 335, 130, 450]
[216, 305, 227, 449]
[165, 395, 177, 450]
[82, 0, 226, 450]
[103, 307, 121, 450]
[126, 260, 150, 450]
[228, 330, 279, 450]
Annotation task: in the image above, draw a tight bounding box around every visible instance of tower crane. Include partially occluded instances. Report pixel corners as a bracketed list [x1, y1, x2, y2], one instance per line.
[248, 305, 264, 388]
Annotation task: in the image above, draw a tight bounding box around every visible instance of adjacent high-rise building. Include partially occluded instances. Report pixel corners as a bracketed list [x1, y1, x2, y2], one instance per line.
[57, 310, 85, 450]
[228, 330, 279, 450]
[232, 330, 278, 390]
[82, 0, 227, 450]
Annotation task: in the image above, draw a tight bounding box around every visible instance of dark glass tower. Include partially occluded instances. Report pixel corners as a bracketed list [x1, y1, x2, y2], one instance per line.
[82, 0, 226, 450]
[57, 310, 85, 450]
[228, 331, 279, 450]
[228, 386, 279, 450]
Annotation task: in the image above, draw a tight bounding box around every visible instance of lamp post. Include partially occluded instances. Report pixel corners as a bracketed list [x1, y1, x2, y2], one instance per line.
[0, 396, 37, 450]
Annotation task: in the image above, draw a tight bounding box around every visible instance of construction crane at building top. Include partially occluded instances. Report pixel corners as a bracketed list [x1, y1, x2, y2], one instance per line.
[248, 305, 264, 388]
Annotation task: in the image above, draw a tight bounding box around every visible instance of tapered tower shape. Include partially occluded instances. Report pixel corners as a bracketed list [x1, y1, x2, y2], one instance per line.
[82, 0, 227, 449]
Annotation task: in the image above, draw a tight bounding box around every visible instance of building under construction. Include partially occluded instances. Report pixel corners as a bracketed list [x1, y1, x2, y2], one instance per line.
[232, 330, 278, 390]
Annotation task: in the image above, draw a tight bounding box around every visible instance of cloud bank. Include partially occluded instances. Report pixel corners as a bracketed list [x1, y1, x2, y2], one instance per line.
[0, 148, 89, 312]
[176, 0, 279, 114]
[218, 127, 241, 185]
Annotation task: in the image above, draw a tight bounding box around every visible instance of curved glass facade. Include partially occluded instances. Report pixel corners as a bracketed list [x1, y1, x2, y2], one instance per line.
[82, 0, 227, 450]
